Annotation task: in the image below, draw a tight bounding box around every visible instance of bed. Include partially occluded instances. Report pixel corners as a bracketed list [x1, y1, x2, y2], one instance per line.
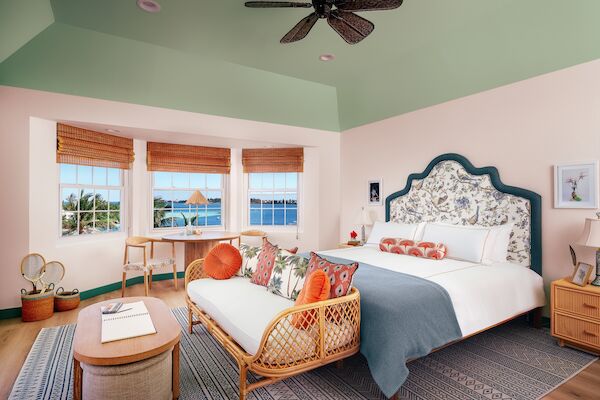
[317, 153, 546, 399]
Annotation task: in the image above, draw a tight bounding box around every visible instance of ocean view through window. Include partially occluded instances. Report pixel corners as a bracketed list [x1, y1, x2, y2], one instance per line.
[152, 172, 223, 228]
[248, 172, 298, 226]
[59, 164, 124, 236]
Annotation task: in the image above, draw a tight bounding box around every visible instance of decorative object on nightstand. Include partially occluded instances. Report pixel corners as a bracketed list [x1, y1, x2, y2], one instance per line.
[551, 278, 600, 355]
[575, 212, 600, 286]
[347, 230, 360, 246]
[357, 207, 373, 244]
[186, 190, 209, 235]
[570, 262, 594, 287]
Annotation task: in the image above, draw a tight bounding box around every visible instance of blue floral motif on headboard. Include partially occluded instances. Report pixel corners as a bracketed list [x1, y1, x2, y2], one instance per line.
[385, 154, 542, 274]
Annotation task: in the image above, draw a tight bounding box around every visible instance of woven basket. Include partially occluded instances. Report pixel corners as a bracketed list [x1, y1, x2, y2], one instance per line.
[21, 290, 54, 322]
[54, 288, 80, 312]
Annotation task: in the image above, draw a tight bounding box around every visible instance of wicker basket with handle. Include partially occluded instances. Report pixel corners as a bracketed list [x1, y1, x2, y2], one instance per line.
[54, 287, 80, 312]
[21, 289, 54, 322]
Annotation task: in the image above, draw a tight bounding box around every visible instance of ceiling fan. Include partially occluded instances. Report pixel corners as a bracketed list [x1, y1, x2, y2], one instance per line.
[245, 0, 403, 44]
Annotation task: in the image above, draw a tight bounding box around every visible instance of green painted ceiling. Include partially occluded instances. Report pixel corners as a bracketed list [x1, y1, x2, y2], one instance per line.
[2, 0, 600, 131]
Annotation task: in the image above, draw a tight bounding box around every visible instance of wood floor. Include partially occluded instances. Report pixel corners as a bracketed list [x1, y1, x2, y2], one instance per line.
[1, 279, 599, 399]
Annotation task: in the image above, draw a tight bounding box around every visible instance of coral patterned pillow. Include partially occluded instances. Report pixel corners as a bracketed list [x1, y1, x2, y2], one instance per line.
[379, 237, 447, 260]
[250, 240, 279, 286]
[307, 252, 358, 298]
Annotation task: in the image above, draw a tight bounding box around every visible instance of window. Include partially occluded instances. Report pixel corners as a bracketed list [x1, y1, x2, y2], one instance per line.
[59, 164, 125, 236]
[152, 172, 224, 229]
[248, 173, 298, 226]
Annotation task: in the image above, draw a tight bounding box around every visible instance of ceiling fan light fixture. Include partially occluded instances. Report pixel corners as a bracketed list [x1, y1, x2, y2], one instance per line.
[137, 0, 161, 13]
[319, 54, 335, 61]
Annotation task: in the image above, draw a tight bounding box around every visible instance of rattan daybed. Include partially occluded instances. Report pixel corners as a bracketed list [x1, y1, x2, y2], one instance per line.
[185, 259, 361, 400]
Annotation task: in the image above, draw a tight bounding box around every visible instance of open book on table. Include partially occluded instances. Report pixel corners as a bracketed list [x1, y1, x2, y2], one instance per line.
[101, 300, 157, 343]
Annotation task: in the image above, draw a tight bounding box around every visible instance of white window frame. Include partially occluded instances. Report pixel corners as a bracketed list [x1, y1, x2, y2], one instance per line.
[150, 172, 227, 232]
[58, 164, 128, 239]
[243, 172, 302, 232]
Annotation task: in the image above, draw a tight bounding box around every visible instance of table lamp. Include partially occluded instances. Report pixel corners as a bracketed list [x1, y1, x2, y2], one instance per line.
[575, 212, 600, 286]
[358, 207, 373, 244]
[186, 190, 208, 235]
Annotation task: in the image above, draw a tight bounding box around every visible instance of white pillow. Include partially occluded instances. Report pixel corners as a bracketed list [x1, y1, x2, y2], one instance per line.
[482, 223, 513, 264]
[366, 221, 423, 245]
[421, 223, 491, 263]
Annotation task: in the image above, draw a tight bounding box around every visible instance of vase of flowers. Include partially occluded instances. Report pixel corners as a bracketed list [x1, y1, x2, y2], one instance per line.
[348, 230, 360, 246]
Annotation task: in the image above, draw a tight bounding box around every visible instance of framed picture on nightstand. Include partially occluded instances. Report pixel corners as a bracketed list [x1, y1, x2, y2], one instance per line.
[571, 262, 594, 286]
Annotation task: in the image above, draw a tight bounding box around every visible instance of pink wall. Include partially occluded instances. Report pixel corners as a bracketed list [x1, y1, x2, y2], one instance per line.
[0, 86, 340, 310]
[340, 59, 600, 299]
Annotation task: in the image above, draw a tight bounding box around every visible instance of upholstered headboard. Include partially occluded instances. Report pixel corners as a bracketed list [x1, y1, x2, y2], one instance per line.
[385, 153, 542, 276]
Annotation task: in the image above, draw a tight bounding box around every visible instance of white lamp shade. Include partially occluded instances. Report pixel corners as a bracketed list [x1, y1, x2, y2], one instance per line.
[576, 217, 600, 248]
[357, 207, 373, 226]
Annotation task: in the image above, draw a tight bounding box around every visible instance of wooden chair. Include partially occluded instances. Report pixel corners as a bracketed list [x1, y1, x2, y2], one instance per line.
[237, 230, 267, 247]
[122, 237, 177, 297]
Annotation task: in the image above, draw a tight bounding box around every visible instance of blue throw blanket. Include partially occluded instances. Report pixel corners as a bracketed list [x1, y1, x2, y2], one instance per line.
[308, 253, 462, 398]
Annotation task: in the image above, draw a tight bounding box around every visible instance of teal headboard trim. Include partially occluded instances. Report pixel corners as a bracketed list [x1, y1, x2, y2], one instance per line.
[385, 153, 542, 277]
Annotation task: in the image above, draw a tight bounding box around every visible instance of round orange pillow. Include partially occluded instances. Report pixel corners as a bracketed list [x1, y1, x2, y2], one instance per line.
[292, 270, 331, 329]
[204, 243, 242, 280]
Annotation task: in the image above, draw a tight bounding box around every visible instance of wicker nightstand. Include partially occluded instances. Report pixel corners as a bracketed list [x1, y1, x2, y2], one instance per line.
[551, 278, 600, 355]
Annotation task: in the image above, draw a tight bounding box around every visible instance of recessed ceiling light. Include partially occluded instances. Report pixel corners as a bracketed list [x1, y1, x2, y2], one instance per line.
[319, 54, 335, 62]
[137, 0, 161, 13]
[106, 128, 120, 133]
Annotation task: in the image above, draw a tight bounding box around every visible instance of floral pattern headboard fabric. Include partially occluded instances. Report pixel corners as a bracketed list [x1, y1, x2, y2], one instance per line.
[388, 159, 532, 267]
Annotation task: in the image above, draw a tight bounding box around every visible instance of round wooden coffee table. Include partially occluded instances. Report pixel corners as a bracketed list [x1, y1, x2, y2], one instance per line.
[162, 231, 240, 269]
[73, 297, 181, 400]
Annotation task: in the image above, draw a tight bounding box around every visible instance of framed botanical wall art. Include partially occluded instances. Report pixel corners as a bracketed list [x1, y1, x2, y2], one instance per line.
[554, 161, 599, 209]
[368, 179, 382, 206]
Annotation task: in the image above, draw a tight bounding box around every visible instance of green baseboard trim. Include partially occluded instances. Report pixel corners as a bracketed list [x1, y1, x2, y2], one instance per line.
[0, 307, 22, 319]
[0, 271, 185, 320]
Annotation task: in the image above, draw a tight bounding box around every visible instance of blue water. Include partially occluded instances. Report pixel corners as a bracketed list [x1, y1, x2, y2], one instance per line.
[158, 202, 296, 227]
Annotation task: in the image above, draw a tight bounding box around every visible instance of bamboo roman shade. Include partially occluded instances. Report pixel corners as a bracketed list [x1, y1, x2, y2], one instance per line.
[242, 148, 304, 173]
[146, 142, 231, 174]
[56, 123, 134, 169]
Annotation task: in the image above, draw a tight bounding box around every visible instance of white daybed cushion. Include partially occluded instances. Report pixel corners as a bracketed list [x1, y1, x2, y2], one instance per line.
[187, 277, 294, 355]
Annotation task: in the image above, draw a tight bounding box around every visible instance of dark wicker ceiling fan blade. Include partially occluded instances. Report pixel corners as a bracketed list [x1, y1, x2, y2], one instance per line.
[334, 0, 403, 12]
[327, 10, 374, 44]
[281, 12, 319, 43]
[245, 1, 313, 8]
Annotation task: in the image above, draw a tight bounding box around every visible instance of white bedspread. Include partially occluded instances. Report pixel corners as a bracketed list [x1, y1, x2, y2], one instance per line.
[319, 246, 546, 337]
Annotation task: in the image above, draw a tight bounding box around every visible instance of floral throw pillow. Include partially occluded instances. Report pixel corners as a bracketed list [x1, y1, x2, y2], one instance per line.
[267, 250, 309, 301]
[379, 237, 447, 260]
[239, 243, 261, 278]
[250, 240, 279, 286]
[307, 252, 358, 298]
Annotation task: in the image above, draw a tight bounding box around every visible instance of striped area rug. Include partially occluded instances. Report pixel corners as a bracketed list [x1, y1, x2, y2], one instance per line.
[10, 308, 597, 400]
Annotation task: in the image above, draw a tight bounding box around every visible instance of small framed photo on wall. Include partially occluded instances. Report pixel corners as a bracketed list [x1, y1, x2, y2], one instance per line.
[554, 161, 599, 209]
[571, 262, 594, 286]
[368, 179, 382, 206]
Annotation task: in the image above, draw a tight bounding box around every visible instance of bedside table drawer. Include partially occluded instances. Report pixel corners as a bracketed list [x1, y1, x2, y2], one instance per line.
[554, 313, 600, 348]
[555, 287, 600, 320]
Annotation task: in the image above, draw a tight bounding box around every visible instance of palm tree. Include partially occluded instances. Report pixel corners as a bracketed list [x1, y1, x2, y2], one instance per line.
[62, 190, 120, 235]
[240, 244, 260, 277]
[288, 256, 309, 299]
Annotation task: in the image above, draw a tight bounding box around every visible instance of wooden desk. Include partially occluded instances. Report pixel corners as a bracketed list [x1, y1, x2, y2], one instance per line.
[162, 231, 240, 268]
[73, 297, 181, 400]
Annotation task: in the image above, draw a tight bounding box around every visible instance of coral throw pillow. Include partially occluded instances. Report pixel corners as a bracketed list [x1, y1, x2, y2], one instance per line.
[379, 237, 447, 260]
[251, 240, 279, 286]
[307, 252, 358, 298]
[204, 243, 243, 280]
[292, 269, 330, 329]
